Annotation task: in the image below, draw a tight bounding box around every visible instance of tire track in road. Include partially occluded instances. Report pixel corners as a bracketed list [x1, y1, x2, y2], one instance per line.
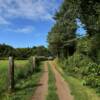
[32, 62, 48, 100]
[49, 61, 74, 100]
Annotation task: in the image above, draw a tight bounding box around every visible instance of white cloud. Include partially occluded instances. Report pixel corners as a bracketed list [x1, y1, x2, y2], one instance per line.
[7, 26, 34, 33]
[15, 26, 34, 33]
[0, 0, 58, 22]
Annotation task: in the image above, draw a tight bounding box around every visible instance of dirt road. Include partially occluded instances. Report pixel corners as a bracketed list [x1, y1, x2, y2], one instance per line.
[32, 61, 73, 100]
[49, 61, 74, 100]
[32, 62, 48, 100]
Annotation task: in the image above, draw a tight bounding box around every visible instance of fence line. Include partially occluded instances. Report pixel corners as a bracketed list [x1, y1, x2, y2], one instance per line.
[7, 56, 37, 92]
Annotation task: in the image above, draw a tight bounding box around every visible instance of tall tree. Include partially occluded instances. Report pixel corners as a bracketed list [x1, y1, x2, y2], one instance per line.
[48, 0, 78, 57]
[79, 0, 100, 61]
[80, 0, 100, 36]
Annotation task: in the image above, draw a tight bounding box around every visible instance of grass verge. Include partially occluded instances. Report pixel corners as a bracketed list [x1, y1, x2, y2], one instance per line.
[46, 62, 59, 100]
[56, 62, 100, 100]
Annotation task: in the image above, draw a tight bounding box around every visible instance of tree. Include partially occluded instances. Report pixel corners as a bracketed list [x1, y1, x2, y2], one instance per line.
[35, 46, 50, 57]
[0, 44, 16, 58]
[79, 0, 100, 61]
[48, 0, 77, 58]
[16, 48, 32, 59]
[80, 0, 100, 36]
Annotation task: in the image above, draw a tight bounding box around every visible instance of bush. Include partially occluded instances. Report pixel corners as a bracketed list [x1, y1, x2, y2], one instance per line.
[59, 52, 94, 77]
[58, 52, 100, 93]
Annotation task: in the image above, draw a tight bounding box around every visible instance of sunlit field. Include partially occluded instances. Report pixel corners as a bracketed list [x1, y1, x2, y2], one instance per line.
[0, 60, 42, 100]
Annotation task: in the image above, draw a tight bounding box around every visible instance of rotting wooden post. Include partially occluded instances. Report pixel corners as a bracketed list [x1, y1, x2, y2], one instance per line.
[8, 56, 14, 92]
[32, 56, 36, 72]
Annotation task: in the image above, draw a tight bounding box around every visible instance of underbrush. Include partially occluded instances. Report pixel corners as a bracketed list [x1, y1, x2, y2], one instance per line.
[56, 65, 100, 100]
[58, 52, 100, 94]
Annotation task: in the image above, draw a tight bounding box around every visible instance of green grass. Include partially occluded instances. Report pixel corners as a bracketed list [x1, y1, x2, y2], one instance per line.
[46, 63, 59, 100]
[0, 60, 43, 100]
[56, 64, 100, 100]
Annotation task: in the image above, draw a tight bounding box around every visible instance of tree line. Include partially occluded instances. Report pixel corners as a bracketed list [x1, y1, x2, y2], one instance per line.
[48, 0, 100, 60]
[48, 0, 100, 93]
[0, 44, 51, 59]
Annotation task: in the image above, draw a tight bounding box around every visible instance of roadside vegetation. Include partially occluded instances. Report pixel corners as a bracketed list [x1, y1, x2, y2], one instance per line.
[56, 62, 100, 100]
[0, 60, 43, 100]
[58, 51, 100, 94]
[46, 63, 59, 100]
[47, 0, 100, 98]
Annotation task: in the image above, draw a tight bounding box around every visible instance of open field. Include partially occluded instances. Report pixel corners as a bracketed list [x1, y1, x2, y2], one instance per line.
[0, 60, 43, 100]
[0, 60, 100, 100]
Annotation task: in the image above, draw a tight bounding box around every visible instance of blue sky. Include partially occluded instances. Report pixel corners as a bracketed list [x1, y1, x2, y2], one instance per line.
[0, 0, 86, 48]
[76, 18, 86, 37]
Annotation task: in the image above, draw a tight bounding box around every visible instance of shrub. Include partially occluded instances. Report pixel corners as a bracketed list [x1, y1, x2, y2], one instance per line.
[58, 52, 100, 93]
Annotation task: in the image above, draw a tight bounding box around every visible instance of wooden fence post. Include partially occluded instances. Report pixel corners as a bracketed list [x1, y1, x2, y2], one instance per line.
[8, 57, 14, 92]
[32, 56, 36, 72]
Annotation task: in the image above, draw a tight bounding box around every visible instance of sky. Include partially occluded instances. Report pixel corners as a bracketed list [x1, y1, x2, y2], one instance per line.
[0, 0, 86, 48]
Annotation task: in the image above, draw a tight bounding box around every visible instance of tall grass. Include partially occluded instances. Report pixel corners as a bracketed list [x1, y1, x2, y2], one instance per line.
[0, 60, 43, 100]
[0, 60, 8, 95]
[56, 62, 100, 100]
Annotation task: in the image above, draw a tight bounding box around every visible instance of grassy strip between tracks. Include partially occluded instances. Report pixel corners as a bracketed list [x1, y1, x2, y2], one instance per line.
[46, 62, 59, 100]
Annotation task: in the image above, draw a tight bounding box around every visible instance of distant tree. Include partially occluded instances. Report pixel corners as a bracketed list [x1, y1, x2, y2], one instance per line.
[35, 46, 50, 57]
[0, 44, 51, 59]
[0, 44, 16, 59]
[16, 48, 32, 59]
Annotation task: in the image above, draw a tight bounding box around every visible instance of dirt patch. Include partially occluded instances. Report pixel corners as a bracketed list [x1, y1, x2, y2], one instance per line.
[32, 62, 48, 100]
[49, 61, 74, 100]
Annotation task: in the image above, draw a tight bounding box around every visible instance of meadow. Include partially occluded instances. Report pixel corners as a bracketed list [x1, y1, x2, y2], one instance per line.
[0, 60, 42, 100]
